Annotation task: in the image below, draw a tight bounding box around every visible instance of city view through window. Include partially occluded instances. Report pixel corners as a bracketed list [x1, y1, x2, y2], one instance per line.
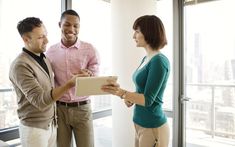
[184, 0, 235, 146]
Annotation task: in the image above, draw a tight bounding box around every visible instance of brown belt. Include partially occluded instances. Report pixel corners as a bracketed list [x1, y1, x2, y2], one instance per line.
[56, 100, 90, 107]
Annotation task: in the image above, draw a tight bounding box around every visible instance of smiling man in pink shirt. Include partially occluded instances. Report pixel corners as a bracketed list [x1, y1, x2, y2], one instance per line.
[46, 10, 100, 147]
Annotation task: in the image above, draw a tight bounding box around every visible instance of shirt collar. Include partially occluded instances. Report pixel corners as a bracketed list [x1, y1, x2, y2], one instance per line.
[23, 48, 46, 59]
[60, 39, 81, 49]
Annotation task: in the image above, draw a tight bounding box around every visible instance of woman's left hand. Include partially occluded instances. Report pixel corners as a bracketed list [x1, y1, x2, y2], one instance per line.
[101, 80, 124, 97]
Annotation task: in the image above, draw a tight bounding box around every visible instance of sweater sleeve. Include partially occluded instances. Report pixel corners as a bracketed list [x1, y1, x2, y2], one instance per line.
[11, 62, 54, 111]
[143, 56, 169, 107]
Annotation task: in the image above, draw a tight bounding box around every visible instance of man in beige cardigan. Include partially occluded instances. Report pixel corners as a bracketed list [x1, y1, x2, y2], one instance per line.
[9, 17, 89, 147]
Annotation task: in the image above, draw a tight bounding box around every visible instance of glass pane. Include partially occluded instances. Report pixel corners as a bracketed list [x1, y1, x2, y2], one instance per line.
[94, 116, 112, 147]
[72, 0, 112, 112]
[156, 0, 173, 111]
[0, 0, 60, 129]
[184, 0, 235, 146]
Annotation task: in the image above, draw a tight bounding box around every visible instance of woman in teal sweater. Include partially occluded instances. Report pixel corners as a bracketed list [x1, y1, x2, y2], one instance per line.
[102, 15, 170, 147]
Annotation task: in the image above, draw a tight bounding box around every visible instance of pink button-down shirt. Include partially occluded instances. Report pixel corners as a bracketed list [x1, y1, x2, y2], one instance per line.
[46, 40, 100, 102]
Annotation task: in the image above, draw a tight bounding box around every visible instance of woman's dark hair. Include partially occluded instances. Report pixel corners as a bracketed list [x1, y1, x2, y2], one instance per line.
[133, 15, 167, 50]
[60, 9, 80, 21]
[17, 17, 42, 37]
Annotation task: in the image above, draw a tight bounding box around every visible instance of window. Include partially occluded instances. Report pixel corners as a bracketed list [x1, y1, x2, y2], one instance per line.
[0, 0, 61, 142]
[184, 0, 235, 146]
[72, 0, 112, 112]
[156, 0, 173, 111]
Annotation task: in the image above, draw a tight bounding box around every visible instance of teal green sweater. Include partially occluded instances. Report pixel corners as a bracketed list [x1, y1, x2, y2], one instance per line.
[132, 53, 170, 128]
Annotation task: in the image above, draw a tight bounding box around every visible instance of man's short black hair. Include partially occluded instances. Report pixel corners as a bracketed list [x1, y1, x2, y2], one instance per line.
[17, 17, 42, 36]
[60, 9, 80, 21]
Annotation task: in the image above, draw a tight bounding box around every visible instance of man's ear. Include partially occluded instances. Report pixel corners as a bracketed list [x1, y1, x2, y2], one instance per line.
[22, 35, 29, 43]
[59, 22, 61, 28]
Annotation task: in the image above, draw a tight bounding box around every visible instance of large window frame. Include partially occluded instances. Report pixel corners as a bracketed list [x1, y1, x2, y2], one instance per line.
[0, 0, 113, 145]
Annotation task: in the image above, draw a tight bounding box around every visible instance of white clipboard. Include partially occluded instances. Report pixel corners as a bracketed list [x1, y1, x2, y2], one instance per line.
[75, 76, 118, 96]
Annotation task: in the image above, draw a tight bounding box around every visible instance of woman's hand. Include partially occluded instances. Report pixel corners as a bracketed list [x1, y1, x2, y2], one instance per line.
[101, 80, 135, 107]
[124, 99, 133, 107]
[101, 79, 125, 97]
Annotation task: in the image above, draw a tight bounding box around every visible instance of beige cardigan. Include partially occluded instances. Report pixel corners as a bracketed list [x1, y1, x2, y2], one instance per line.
[9, 51, 56, 130]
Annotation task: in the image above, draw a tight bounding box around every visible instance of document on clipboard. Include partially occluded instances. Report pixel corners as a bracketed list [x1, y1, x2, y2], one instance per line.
[75, 76, 118, 97]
